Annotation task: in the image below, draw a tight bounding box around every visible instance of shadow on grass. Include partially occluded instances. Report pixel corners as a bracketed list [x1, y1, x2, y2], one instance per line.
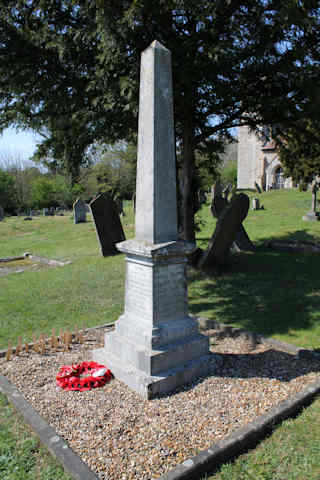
[189, 230, 320, 341]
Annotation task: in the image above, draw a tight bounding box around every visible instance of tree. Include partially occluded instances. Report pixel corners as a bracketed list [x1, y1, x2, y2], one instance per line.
[1, 1, 319, 240]
[29, 174, 75, 208]
[278, 120, 320, 186]
[0, 169, 17, 213]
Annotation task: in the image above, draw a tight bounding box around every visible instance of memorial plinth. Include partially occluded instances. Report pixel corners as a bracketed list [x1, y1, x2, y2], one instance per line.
[93, 41, 212, 399]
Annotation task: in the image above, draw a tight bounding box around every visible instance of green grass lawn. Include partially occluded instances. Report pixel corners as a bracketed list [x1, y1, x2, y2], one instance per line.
[1, 189, 320, 479]
[0, 394, 72, 480]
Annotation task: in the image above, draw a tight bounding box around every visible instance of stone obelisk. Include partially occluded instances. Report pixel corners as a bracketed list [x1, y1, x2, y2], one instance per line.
[93, 40, 212, 399]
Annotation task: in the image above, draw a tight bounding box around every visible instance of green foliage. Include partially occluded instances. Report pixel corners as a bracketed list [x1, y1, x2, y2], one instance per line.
[219, 160, 237, 187]
[29, 175, 75, 208]
[80, 141, 137, 200]
[1, 0, 319, 238]
[278, 120, 320, 184]
[0, 169, 16, 213]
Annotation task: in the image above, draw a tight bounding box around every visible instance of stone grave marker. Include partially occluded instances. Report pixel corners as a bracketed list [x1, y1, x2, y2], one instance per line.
[93, 40, 213, 399]
[211, 191, 254, 252]
[199, 193, 250, 269]
[303, 179, 320, 221]
[0, 206, 4, 221]
[252, 197, 260, 210]
[255, 181, 262, 194]
[73, 198, 87, 224]
[90, 193, 125, 256]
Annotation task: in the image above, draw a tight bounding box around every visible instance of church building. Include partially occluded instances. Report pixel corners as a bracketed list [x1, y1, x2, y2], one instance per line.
[237, 125, 293, 191]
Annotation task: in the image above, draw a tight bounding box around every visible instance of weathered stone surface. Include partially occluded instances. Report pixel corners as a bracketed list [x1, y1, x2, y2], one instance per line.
[302, 179, 320, 221]
[73, 198, 87, 224]
[199, 193, 250, 269]
[0, 206, 4, 221]
[93, 41, 211, 399]
[211, 192, 254, 252]
[255, 181, 262, 194]
[90, 193, 125, 256]
[252, 197, 260, 210]
[135, 41, 178, 244]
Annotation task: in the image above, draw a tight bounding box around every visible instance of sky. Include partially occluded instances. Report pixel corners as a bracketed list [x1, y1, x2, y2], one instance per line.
[0, 127, 40, 167]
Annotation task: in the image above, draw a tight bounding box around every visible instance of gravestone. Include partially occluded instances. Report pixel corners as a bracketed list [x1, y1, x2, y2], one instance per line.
[211, 192, 254, 252]
[211, 194, 228, 219]
[115, 197, 124, 216]
[43, 208, 49, 216]
[199, 193, 250, 269]
[255, 181, 262, 194]
[93, 40, 213, 399]
[303, 179, 320, 221]
[252, 198, 260, 210]
[90, 193, 125, 256]
[211, 180, 223, 201]
[0, 206, 4, 221]
[73, 198, 87, 224]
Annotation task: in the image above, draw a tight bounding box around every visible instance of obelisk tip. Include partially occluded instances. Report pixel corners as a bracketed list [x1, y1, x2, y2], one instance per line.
[150, 40, 169, 51]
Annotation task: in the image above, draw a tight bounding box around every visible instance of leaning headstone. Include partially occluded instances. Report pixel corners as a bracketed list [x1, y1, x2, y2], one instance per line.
[93, 40, 213, 399]
[0, 206, 4, 221]
[73, 198, 87, 224]
[303, 179, 320, 221]
[211, 180, 223, 200]
[211, 192, 254, 252]
[199, 193, 250, 269]
[90, 193, 125, 256]
[115, 197, 124, 216]
[252, 197, 260, 210]
[255, 181, 262, 194]
[211, 194, 229, 219]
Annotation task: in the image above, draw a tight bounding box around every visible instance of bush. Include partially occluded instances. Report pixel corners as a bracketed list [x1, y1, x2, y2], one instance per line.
[220, 160, 237, 187]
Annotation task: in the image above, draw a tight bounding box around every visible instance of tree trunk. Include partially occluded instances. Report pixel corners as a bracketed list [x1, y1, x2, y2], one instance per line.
[180, 116, 196, 243]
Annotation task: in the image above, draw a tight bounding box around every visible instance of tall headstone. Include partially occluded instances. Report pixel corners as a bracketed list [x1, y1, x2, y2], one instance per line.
[73, 198, 87, 224]
[303, 179, 320, 221]
[90, 193, 125, 256]
[0, 206, 4, 221]
[93, 41, 213, 399]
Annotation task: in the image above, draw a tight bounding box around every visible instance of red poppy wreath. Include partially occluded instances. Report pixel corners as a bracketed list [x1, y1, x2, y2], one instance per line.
[56, 361, 112, 391]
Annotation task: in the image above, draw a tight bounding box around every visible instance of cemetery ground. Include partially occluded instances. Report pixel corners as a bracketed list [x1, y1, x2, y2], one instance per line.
[1, 189, 320, 479]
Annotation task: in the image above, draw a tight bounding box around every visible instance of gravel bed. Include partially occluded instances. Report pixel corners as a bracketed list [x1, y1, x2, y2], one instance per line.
[1, 327, 320, 479]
